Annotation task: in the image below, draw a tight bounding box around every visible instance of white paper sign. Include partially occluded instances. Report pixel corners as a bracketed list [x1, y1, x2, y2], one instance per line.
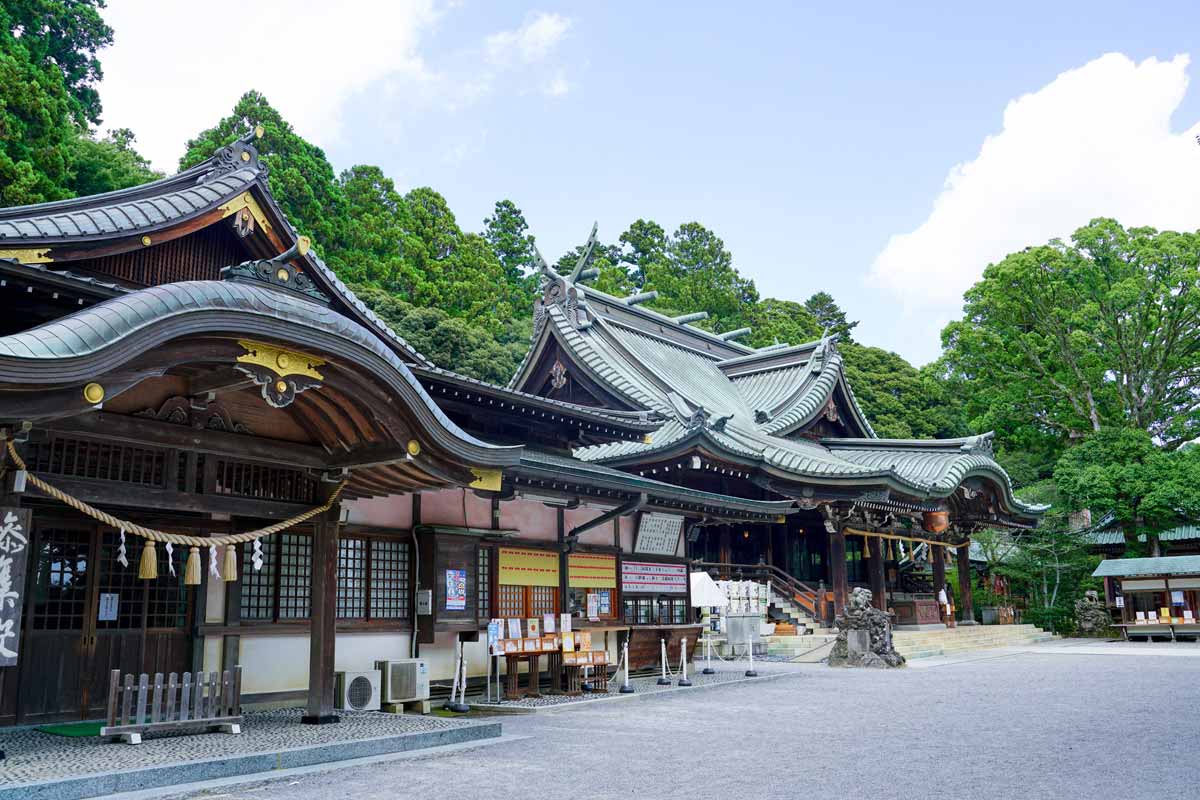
[1171, 590, 1185, 605]
[634, 513, 684, 555]
[1115, 596, 1125, 608]
[621, 561, 688, 594]
[560, 613, 572, 633]
[543, 613, 556, 634]
[507, 618, 522, 639]
[98, 593, 120, 622]
[587, 593, 600, 621]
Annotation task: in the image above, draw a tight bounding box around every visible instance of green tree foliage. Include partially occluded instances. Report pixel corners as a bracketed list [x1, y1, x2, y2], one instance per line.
[943, 219, 1200, 449]
[350, 286, 530, 385]
[644, 222, 759, 329]
[744, 298, 821, 349]
[1, 3, 77, 204]
[483, 199, 538, 287]
[64, 127, 161, 196]
[1053, 427, 1200, 552]
[180, 90, 347, 254]
[804, 291, 858, 342]
[6, 0, 112, 126]
[841, 344, 968, 439]
[618, 218, 668, 287]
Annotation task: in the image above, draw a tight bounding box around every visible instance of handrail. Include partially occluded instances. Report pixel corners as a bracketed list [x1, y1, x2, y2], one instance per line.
[692, 560, 820, 614]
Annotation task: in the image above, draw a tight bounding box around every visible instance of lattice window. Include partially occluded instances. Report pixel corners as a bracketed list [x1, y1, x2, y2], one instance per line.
[30, 528, 90, 631]
[476, 547, 491, 622]
[145, 543, 188, 628]
[497, 584, 525, 618]
[240, 537, 276, 621]
[623, 597, 653, 625]
[27, 437, 166, 488]
[277, 533, 312, 619]
[370, 539, 410, 620]
[336, 538, 368, 619]
[530, 585, 558, 617]
[213, 460, 314, 503]
[96, 539, 144, 629]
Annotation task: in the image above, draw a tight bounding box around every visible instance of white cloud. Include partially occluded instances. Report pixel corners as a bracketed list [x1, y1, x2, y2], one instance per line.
[869, 53, 1200, 365]
[544, 73, 570, 97]
[97, 0, 440, 170]
[486, 12, 571, 65]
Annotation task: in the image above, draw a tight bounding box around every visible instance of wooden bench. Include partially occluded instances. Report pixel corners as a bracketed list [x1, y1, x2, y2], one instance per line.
[100, 668, 243, 745]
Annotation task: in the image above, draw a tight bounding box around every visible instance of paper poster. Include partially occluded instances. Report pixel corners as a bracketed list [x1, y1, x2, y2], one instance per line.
[98, 592, 120, 622]
[527, 617, 541, 637]
[487, 620, 501, 648]
[579, 631, 592, 651]
[445, 568, 467, 611]
[1115, 596, 1125, 608]
[1171, 590, 1185, 605]
[504, 640, 518, 653]
[587, 593, 600, 621]
[507, 618, 523, 639]
[562, 632, 575, 652]
[621, 561, 688, 594]
[560, 613, 572, 633]
[543, 613, 556, 634]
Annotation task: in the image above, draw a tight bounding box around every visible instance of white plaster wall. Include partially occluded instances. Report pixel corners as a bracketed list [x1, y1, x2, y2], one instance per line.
[237, 632, 414, 694]
[204, 572, 225, 623]
[344, 493, 413, 529]
[203, 636, 222, 673]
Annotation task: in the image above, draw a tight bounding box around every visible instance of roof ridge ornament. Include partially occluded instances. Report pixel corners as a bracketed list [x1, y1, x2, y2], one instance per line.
[220, 235, 330, 305]
[200, 125, 266, 183]
[959, 432, 995, 457]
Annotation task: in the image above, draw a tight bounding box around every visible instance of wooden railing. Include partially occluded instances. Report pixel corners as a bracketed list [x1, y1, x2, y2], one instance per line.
[693, 561, 821, 616]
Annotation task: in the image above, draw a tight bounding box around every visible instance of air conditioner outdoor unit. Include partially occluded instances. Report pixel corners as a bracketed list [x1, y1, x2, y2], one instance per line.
[335, 670, 381, 712]
[375, 659, 430, 704]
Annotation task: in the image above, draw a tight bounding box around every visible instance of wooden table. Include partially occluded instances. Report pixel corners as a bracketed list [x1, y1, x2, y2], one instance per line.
[1115, 622, 1200, 641]
[504, 654, 542, 700]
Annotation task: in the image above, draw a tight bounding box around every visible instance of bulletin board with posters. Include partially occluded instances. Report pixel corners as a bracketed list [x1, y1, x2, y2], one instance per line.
[567, 551, 617, 621]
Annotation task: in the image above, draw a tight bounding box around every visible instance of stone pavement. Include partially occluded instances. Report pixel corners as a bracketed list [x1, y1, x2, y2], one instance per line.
[0, 708, 497, 800]
[148, 643, 1200, 800]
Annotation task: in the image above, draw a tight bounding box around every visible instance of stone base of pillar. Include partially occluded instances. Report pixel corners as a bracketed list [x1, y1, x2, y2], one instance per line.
[301, 714, 341, 725]
[957, 619, 979, 626]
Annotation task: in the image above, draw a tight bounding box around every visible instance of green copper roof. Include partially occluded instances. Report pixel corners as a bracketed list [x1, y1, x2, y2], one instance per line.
[510, 280, 1042, 521]
[1087, 524, 1200, 547]
[1093, 556, 1200, 577]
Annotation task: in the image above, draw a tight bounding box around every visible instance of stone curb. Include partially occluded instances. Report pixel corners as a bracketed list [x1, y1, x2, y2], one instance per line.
[469, 669, 800, 715]
[0, 722, 502, 800]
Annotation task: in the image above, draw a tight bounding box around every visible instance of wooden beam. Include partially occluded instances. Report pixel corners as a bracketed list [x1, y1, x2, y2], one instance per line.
[957, 542, 976, 625]
[868, 535, 886, 612]
[303, 491, 341, 724]
[26, 475, 313, 519]
[830, 528, 849, 615]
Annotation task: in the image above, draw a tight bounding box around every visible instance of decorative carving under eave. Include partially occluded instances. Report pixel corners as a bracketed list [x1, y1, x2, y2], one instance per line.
[823, 397, 839, 422]
[201, 129, 268, 182]
[221, 237, 329, 305]
[533, 263, 593, 338]
[135, 396, 252, 434]
[0, 247, 53, 264]
[235, 340, 326, 409]
[550, 359, 568, 390]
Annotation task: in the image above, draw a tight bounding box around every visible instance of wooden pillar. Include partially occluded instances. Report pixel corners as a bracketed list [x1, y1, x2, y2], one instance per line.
[765, 524, 775, 567]
[719, 526, 731, 579]
[303, 493, 341, 724]
[829, 529, 849, 614]
[868, 536, 886, 611]
[932, 544, 947, 598]
[557, 508, 568, 613]
[956, 542, 976, 625]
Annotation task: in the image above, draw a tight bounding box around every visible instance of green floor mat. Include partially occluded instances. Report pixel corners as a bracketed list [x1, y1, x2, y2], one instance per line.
[35, 721, 104, 737]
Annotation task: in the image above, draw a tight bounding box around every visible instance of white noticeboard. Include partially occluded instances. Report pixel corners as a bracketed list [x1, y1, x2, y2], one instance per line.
[634, 513, 684, 556]
[1115, 596, 1125, 608]
[98, 593, 119, 622]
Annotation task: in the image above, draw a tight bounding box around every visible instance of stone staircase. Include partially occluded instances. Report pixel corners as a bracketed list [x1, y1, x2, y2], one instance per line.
[766, 587, 837, 662]
[892, 624, 1057, 660]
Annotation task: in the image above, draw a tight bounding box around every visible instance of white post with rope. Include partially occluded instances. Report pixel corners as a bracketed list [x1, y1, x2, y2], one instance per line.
[744, 632, 758, 677]
[445, 639, 469, 712]
[619, 638, 634, 693]
[701, 636, 715, 674]
[677, 637, 692, 686]
[657, 638, 671, 685]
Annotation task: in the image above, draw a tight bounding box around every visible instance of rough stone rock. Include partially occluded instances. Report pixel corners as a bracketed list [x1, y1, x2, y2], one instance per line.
[828, 587, 906, 668]
[1074, 590, 1112, 636]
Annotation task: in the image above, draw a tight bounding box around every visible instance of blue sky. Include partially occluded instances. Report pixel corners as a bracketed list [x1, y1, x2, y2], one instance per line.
[98, 1, 1200, 364]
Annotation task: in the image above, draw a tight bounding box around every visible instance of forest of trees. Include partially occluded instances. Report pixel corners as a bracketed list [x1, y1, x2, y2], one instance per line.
[9, 1, 1200, 630]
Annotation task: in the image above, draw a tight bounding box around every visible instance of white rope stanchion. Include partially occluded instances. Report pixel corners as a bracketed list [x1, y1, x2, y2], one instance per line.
[445, 640, 469, 713]
[677, 637, 692, 687]
[701, 636, 716, 674]
[657, 638, 671, 685]
[619, 639, 635, 693]
[744, 632, 758, 677]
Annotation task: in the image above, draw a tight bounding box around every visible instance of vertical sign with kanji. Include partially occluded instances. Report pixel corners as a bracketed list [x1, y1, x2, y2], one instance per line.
[0, 507, 31, 667]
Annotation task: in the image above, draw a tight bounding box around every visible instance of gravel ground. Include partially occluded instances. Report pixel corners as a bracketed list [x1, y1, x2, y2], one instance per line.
[153, 650, 1200, 800]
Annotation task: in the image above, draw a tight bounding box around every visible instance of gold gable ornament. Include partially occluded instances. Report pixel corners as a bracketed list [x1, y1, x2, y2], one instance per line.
[235, 339, 325, 408]
[469, 468, 502, 492]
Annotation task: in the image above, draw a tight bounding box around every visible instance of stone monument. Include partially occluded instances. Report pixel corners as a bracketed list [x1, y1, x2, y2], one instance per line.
[828, 587, 906, 668]
[1074, 590, 1112, 636]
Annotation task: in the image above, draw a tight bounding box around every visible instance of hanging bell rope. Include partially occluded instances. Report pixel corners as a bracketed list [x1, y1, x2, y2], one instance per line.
[5, 440, 346, 583]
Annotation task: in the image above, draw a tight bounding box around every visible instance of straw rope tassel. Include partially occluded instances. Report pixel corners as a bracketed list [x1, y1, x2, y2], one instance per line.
[138, 539, 158, 580]
[185, 546, 202, 586]
[223, 544, 238, 582]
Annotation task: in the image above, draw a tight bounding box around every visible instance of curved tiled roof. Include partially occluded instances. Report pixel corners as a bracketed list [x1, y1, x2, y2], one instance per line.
[0, 279, 519, 467]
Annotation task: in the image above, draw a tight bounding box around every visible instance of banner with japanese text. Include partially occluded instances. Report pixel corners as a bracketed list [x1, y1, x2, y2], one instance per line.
[0, 508, 31, 667]
[498, 547, 560, 587]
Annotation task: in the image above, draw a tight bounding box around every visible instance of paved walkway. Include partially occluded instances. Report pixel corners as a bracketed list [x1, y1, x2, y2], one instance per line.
[0, 708, 493, 796]
[144, 643, 1200, 800]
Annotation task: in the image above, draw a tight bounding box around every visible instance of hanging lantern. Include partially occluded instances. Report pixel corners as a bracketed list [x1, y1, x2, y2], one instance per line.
[922, 511, 950, 533]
